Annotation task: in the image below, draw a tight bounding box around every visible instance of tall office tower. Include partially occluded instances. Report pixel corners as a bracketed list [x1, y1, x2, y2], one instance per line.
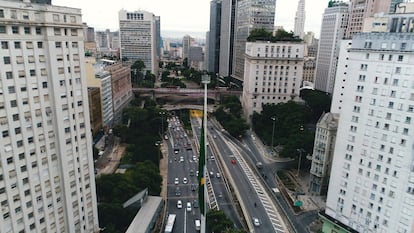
[83, 25, 95, 43]
[219, 0, 236, 77]
[321, 11, 414, 233]
[241, 41, 305, 118]
[182, 35, 194, 60]
[155, 16, 161, 58]
[95, 29, 110, 49]
[314, 1, 349, 94]
[294, 0, 306, 39]
[390, 0, 405, 13]
[233, 0, 276, 82]
[0, 1, 99, 232]
[345, 0, 391, 39]
[119, 10, 158, 74]
[207, 0, 222, 73]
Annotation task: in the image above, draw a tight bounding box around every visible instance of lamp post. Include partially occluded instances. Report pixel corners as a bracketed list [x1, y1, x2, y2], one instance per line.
[296, 148, 305, 177]
[270, 116, 277, 154]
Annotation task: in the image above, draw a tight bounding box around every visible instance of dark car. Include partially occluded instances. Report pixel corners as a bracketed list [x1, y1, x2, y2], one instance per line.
[191, 184, 197, 191]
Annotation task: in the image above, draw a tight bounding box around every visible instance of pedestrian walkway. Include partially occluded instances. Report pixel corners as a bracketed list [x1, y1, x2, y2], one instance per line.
[248, 130, 293, 163]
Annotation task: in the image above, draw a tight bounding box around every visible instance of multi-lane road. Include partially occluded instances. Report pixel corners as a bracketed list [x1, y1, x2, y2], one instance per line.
[165, 114, 297, 233]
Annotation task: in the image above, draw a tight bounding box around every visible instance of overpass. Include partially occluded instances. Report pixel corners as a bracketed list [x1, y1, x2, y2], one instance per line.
[132, 87, 242, 102]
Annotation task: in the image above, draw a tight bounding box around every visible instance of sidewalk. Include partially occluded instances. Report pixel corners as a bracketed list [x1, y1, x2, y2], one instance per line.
[248, 130, 293, 163]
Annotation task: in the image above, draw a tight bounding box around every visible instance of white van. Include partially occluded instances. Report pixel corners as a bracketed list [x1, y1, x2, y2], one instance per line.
[195, 219, 201, 231]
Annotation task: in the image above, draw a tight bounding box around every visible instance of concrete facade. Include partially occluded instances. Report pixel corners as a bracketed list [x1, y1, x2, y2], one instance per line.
[0, 1, 99, 232]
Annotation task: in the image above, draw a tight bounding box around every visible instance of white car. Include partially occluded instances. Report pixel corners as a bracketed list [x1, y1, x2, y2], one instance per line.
[174, 177, 179, 185]
[179, 156, 184, 162]
[216, 173, 221, 178]
[183, 177, 188, 184]
[253, 218, 260, 227]
[186, 202, 192, 212]
[177, 200, 182, 209]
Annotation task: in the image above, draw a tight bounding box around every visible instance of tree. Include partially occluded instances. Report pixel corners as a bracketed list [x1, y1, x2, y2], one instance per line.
[131, 60, 146, 86]
[207, 210, 242, 233]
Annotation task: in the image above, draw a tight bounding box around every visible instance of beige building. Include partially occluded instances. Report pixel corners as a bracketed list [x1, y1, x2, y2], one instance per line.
[104, 63, 133, 124]
[242, 41, 305, 119]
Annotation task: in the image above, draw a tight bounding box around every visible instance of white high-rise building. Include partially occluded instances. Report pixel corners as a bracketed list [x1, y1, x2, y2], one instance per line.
[294, 0, 306, 39]
[0, 1, 99, 232]
[241, 41, 305, 118]
[314, 1, 349, 94]
[321, 12, 414, 233]
[119, 10, 158, 74]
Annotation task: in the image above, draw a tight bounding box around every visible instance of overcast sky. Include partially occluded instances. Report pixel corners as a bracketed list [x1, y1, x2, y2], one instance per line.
[54, 0, 327, 38]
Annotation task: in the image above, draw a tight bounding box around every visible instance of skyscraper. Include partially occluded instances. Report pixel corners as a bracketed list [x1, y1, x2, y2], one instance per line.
[219, 0, 236, 77]
[0, 0, 99, 232]
[119, 10, 158, 74]
[182, 35, 194, 61]
[232, 0, 276, 82]
[314, 1, 349, 94]
[294, 0, 306, 39]
[321, 10, 414, 232]
[207, 0, 222, 73]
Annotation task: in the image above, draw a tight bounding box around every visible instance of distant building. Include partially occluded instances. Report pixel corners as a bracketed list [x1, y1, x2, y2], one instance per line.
[303, 57, 316, 84]
[189, 46, 204, 70]
[242, 41, 305, 119]
[309, 112, 339, 195]
[95, 29, 119, 58]
[294, 0, 306, 39]
[232, 0, 276, 82]
[119, 10, 159, 74]
[88, 87, 103, 136]
[207, 0, 222, 73]
[85, 58, 114, 128]
[314, 1, 349, 94]
[390, 0, 405, 13]
[219, 0, 236, 77]
[104, 63, 133, 124]
[83, 23, 95, 42]
[182, 35, 194, 60]
[345, 0, 391, 39]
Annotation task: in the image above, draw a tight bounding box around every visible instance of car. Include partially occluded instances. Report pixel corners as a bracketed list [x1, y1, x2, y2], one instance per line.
[216, 173, 221, 178]
[175, 187, 181, 196]
[177, 200, 182, 209]
[210, 156, 215, 160]
[174, 177, 179, 185]
[209, 171, 214, 178]
[192, 155, 197, 161]
[179, 156, 184, 162]
[231, 159, 236, 165]
[191, 184, 197, 191]
[213, 135, 217, 139]
[183, 177, 188, 184]
[186, 202, 192, 212]
[196, 170, 199, 177]
[253, 218, 260, 227]
[190, 170, 194, 176]
[193, 200, 199, 208]
[218, 192, 223, 198]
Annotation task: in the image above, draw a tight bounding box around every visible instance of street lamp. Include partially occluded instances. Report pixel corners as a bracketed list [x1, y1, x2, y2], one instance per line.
[270, 116, 277, 155]
[296, 148, 305, 177]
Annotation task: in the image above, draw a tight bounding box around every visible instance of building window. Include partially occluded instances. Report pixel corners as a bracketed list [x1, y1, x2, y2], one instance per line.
[1, 41, 8, 49]
[37, 42, 43, 48]
[12, 26, 19, 34]
[0, 9, 4, 18]
[35, 27, 41, 35]
[55, 42, 61, 48]
[24, 27, 31, 34]
[3, 56, 11, 64]
[6, 71, 12, 79]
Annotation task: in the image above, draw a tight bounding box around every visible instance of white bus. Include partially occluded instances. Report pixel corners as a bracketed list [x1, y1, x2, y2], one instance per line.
[164, 214, 176, 233]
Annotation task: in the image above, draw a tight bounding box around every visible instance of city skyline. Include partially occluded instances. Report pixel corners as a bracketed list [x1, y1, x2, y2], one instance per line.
[53, 0, 327, 38]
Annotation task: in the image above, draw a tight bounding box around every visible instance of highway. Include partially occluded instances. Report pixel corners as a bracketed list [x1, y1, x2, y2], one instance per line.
[210, 123, 289, 233]
[165, 116, 200, 233]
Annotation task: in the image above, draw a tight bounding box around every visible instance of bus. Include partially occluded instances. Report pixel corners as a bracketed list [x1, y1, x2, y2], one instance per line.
[164, 214, 176, 233]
